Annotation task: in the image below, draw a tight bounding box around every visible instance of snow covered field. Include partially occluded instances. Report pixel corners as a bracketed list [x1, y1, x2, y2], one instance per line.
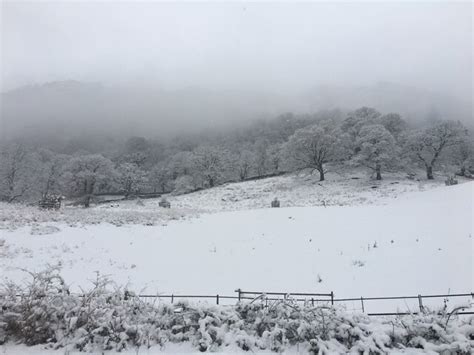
[0, 174, 472, 315]
[0, 171, 450, 228]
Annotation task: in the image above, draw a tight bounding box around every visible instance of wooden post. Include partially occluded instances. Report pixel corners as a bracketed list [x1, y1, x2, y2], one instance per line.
[236, 289, 241, 301]
[171, 294, 174, 304]
[330, 291, 334, 306]
[418, 295, 423, 312]
[311, 298, 314, 306]
[216, 294, 219, 305]
[360, 297, 365, 313]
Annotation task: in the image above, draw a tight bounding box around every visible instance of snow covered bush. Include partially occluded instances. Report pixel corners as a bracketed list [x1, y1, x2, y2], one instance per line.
[1, 268, 473, 353]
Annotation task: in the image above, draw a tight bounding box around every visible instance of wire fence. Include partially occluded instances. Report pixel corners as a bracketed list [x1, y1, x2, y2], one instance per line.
[3, 289, 472, 316]
[135, 289, 474, 316]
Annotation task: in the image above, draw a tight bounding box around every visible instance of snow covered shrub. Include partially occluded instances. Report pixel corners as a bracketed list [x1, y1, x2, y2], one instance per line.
[0, 266, 72, 345]
[1, 269, 473, 353]
[391, 311, 474, 354]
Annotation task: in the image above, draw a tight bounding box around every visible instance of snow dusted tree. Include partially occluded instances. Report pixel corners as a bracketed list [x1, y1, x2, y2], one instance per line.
[267, 144, 282, 174]
[36, 149, 67, 198]
[117, 163, 147, 197]
[192, 146, 224, 188]
[0, 143, 38, 202]
[149, 163, 172, 193]
[380, 113, 407, 139]
[447, 136, 474, 177]
[121, 136, 151, 167]
[353, 124, 398, 180]
[234, 149, 255, 181]
[169, 151, 194, 179]
[62, 154, 116, 207]
[285, 121, 344, 181]
[253, 139, 269, 177]
[405, 121, 467, 179]
[342, 107, 381, 138]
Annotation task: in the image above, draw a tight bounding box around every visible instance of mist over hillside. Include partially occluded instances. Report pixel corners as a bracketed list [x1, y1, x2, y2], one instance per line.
[2, 80, 471, 142]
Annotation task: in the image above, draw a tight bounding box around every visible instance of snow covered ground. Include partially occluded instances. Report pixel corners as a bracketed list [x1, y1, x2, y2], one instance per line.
[0, 173, 472, 316]
[0, 343, 456, 354]
[0, 171, 448, 229]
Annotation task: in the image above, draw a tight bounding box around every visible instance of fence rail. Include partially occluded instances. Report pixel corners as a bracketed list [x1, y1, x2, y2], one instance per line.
[133, 290, 474, 316]
[3, 290, 472, 316]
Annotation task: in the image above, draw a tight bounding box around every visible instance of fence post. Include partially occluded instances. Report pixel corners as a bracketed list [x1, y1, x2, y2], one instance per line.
[171, 294, 174, 304]
[236, 288, 241, 301]
[216, 294, 219, 305]
[360, 297, 365, 313]
[418, 295, 424, 312]
[330, 291, 334, 306]
[311, 298, 314, 306]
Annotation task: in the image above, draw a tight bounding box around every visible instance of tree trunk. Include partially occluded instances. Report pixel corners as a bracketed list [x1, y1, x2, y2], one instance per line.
[84, 181, 95, 208]
[318, 169, 325, 181]
[460, 166, 466, 176]
[84, 194, 91, 208]
[375, 164, 382, 180]
[426, 166, 434, 180]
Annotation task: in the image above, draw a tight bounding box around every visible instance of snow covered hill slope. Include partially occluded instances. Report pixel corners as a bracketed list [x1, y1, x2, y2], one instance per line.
[0, 171, 450, 229]
[1, 180, 472, 313]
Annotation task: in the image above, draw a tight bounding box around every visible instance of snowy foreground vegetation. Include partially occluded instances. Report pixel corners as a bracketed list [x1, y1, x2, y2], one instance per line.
[0, 267, 473, 354]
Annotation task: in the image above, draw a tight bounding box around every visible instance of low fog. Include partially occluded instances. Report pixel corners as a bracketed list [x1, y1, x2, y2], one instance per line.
[1, 1, 472, 141]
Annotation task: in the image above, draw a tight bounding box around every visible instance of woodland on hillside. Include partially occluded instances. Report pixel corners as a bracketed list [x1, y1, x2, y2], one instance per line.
[1, 107, 472, 206]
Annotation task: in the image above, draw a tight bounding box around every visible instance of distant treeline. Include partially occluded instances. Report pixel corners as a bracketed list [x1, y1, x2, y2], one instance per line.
[1, 107, 472, 207]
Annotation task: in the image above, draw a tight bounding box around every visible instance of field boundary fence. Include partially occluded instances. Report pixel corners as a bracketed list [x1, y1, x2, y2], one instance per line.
[3, 290, 472, 316]
[134, 289, 474, 316]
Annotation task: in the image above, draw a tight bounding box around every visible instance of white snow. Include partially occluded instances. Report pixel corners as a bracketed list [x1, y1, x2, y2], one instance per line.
[0, 343, 448, 354]
[0, 174, 472, 316]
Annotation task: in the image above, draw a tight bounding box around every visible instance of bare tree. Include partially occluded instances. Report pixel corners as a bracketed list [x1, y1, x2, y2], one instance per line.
[0, 143, 35, 202]
[169, 151, 194, 179]
[285, 121, 344, 181]
[149, 163, 172, 193]
[192, 146, 224, 188]
[267, 144, 282, 174]
[405, 121, 467, 179]
[37, 149, 67, 198]
[253, 139, 269, 177]
[62, 154, 116, 207]
[448, 137, 474, 177]
[234, 150, 255, 181]
[353, 124, 398, 180]
[117, 163, 147, 197]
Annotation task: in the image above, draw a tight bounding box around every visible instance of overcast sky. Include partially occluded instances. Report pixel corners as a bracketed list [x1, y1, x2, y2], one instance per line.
[1, 1, 472, 101]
